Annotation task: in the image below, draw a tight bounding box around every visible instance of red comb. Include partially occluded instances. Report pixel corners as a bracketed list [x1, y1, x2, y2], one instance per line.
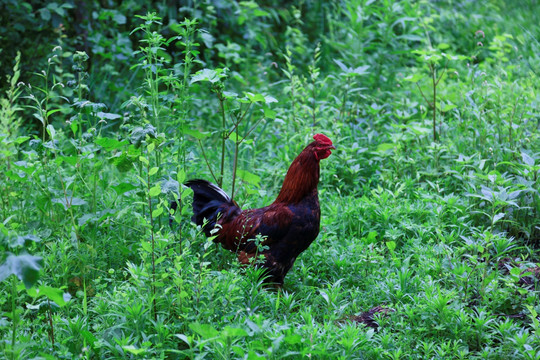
[313, 133, 332, 145]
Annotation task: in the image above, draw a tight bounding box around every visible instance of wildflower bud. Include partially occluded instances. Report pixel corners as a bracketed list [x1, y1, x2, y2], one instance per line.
[52, 46, 62, 52]
[477, 42, 483, 47]
[475, 30, 485, 38]
[17, 82, 25, 87]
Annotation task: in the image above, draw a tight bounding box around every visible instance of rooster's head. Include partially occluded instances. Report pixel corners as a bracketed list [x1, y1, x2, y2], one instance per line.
[312, 133, 335, 160]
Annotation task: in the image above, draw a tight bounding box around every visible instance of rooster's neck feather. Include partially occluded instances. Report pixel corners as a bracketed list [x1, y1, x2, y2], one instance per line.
[274, 147, 320, 204]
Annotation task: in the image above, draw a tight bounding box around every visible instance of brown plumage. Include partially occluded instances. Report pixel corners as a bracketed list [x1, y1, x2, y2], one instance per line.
[185, 134, 335, 285]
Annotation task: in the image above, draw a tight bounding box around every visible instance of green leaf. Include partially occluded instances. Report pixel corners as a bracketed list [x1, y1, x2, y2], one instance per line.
[95, 137, 129, 151]
[284, 334, 303, 344]
[51, 197, 87, 210]
[333, 59, 349, 72]
[223, 91, 238, 99]
[441, 103, 457, 112]
[264, 95, 278, 104]
[351, 65, 370, 75]
[377, 143, 395, 152]
[122, 345, 146, 355]
[113, 13, 126, 25]
[245, 92, 266, 103]
[0, 254, 43, 289]
[96, 111, 122, 120]
[141, 241, 152, 253]
[223, 326, 248, 337]
[14, 234, 41, 247]
[130, 124, 157, 146]
[81, 330, 98, 346]
[59, 156, 78, 166]
[510, 267, 522, 276]
[177, 169, 186, 184]
[237, 169, 261, 186]
[46, 108, 63, 117]
[521, 152, 535, 166]
[229, 131, 240, 142]
[161, 178, 179, 194]
[183, 127, 209, 140]
[363, 231, 377, 244]
[46, 124, 56, 139]
[139, 156, 149, 165]
[191, 68, 227, 84]
[263, 107, 276, 119]
[149, 185, 161, 197]
[152, 207, 164, 218]
[149, 167, 159, 176]
[189, 322, 219, 338]
[15, 136, 30, 145]
[492, 213, 505, 224]
[112, 182, 137, 195]
[404, 73, 423, 82]
[386, 241, 396, 252]
[35, 285, 71, 307]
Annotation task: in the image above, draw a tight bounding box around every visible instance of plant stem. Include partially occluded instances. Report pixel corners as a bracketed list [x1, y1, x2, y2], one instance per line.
[231, 137, 239, 200]
[218, 95, 227, 188]
[46, 298, 55, 346]
[198, 140, 218, 184]
[431, 63, 437, 142]
[339, 76, 351, 122]
[146, 159, 157, 322]
[10, 275, 17, 360]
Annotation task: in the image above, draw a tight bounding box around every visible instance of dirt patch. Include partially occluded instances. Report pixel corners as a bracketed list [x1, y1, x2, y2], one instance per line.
[349, 306, 395, 330]
[518, 267, 540, 286]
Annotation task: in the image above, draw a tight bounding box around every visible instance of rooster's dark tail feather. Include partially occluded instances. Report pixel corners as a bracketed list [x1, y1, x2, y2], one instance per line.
[184, 179, 240, 236]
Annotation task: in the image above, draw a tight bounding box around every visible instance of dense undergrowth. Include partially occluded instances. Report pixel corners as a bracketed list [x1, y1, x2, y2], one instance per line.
[1, 0, 540, 359]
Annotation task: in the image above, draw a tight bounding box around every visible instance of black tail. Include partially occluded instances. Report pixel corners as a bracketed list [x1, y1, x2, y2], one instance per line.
[184, 179, 240, 236]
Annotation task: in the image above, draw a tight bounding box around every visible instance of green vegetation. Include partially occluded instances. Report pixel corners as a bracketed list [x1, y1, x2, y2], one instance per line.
[1, 0, 539, 358]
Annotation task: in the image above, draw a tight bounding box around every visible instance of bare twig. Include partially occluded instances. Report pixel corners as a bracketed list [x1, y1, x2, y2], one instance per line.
[435, 58, 449, 86]
[197, 139, 219, 184]
[415, 82, 433, 108]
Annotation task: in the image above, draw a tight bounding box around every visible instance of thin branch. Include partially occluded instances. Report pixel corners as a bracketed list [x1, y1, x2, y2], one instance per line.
[218, 94, 227, 187]
[415, 82, 433, 108]
[435, 58, 450, 86]
[227, 102, 253, 138]
[197, 139, 219, 184]
[241, 117, 265, 145]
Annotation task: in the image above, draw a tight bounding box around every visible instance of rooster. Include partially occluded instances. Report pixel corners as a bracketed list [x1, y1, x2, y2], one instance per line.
[185, 134, 335, 285]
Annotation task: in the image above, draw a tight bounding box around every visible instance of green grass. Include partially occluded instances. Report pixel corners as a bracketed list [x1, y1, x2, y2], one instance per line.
[1, 0, 540, 359]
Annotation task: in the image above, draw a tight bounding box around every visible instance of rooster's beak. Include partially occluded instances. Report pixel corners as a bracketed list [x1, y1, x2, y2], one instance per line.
[329, 145, 336, 150]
